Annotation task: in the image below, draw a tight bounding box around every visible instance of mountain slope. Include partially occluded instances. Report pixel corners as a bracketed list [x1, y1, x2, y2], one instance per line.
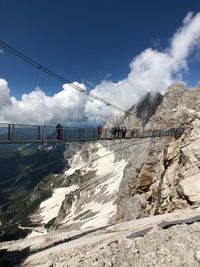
[26, 83, 200, 234]
[0, 143, 67, 241]
[1, 82, 200, 245]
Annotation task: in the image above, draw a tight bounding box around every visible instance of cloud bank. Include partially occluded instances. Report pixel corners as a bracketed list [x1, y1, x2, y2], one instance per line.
[1, 12, 200, 125]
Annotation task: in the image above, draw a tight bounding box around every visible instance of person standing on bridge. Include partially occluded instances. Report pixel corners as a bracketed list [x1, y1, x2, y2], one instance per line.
[97, 125, 103, 139]
[117, 126, 121, 138]
[56, 123, 63, 140]
[122, 126, 127, 138]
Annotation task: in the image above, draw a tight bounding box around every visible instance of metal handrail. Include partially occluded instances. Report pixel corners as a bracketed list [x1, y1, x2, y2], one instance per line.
[0, 123, 185, 144]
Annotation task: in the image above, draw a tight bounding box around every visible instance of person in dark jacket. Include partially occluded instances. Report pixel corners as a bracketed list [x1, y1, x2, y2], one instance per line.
[123, 126, 127, 138]
[111, 127, 116, 139]
[56, 123, 63, 140]
[117, 126, 121, 138]
[112, 126, 117, 138]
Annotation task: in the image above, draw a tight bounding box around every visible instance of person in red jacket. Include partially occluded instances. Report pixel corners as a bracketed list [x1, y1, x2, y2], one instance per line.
[97, 125, 103, 139]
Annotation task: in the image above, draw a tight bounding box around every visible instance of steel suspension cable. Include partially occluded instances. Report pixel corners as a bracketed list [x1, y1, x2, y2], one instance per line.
[0, 40, 134, 116]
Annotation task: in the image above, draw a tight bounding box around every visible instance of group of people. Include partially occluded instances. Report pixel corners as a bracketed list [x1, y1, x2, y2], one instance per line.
[111, 126, 127, 139]
[56, 123, 127, 140]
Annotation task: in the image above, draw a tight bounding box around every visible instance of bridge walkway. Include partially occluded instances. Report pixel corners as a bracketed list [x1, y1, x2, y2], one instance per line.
[0, 123, 184, 144]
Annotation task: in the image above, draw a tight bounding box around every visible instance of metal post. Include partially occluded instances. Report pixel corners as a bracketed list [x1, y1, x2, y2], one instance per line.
[66, 127, 69, 142]
[11, 124, 15, 144]
[8, 124, 11, 141]
[84, 128, 87, 142]
[43, 126, 46, 145]
[79, 128, 81, 140]
[37, 126, 40, 140]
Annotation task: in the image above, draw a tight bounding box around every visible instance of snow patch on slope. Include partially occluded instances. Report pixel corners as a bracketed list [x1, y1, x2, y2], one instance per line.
[31, 185, 78, 224]
[64, 152, 87, 176]
[60, 142, 127, 229]
[93, 145, 127, 196]
[80, 201, 116, 229]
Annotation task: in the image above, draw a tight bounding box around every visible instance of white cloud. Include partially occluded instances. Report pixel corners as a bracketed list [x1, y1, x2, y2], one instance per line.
[1, 12, 200, 125]
[0, 49, 4, 55]
[0, 80, 87, 125]
[85, 12, 200, 120]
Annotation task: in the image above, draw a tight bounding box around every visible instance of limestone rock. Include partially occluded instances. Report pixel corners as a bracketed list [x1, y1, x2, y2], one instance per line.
[146, 83, 200, 129]
[178, 173, 200, 204]
[1, 211, 200, 267]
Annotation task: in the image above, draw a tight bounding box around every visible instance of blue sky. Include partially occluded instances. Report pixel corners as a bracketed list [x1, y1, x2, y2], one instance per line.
[1, 1, 200, 125]
[0, 0, 200, 98]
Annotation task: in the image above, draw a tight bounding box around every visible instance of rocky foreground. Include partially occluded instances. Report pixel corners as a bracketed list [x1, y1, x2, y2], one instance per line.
[1, 210, 200, 266]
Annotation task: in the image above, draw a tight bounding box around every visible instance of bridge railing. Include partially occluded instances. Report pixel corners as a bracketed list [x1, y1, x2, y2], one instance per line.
[0, 123, 102, 143]
[0, 123, 185, 144]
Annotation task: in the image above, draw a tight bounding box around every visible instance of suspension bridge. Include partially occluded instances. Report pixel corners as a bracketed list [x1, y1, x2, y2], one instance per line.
[0, 122, 184, 144]
[0, 41, 185, 145]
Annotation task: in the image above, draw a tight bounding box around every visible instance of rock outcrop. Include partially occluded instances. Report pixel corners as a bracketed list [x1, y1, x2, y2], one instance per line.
[2, 82, 200, 266]
[108, 91, 163, 129]
[1, 210, 200, 267]
[146, 83, 200, 129]
[178, 173, 200, 204]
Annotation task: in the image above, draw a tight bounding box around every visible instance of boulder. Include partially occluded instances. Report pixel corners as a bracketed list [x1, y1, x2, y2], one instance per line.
[178, 173, 200, 204]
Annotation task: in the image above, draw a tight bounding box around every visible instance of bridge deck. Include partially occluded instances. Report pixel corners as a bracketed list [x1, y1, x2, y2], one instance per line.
[0, 123, 184, 144]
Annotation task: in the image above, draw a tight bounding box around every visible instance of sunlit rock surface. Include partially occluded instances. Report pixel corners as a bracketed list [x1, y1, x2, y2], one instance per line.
[1, 210, 200, 267]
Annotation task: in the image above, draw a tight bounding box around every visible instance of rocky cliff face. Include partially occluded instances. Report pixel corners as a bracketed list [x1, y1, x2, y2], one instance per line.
[12, 83, 199, 237]
[107, 91, 163, 129]
[113, 83, 200, 221]
[146, 83, 200, 129]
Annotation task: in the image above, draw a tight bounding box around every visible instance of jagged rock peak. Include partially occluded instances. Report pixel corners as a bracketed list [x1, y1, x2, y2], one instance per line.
[109, 91, 163, 129]
[136, 91, 163, 125]
[165, 83, 187, 95]
[108, 82, 200, 130]
[146, 82, 200, 130]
